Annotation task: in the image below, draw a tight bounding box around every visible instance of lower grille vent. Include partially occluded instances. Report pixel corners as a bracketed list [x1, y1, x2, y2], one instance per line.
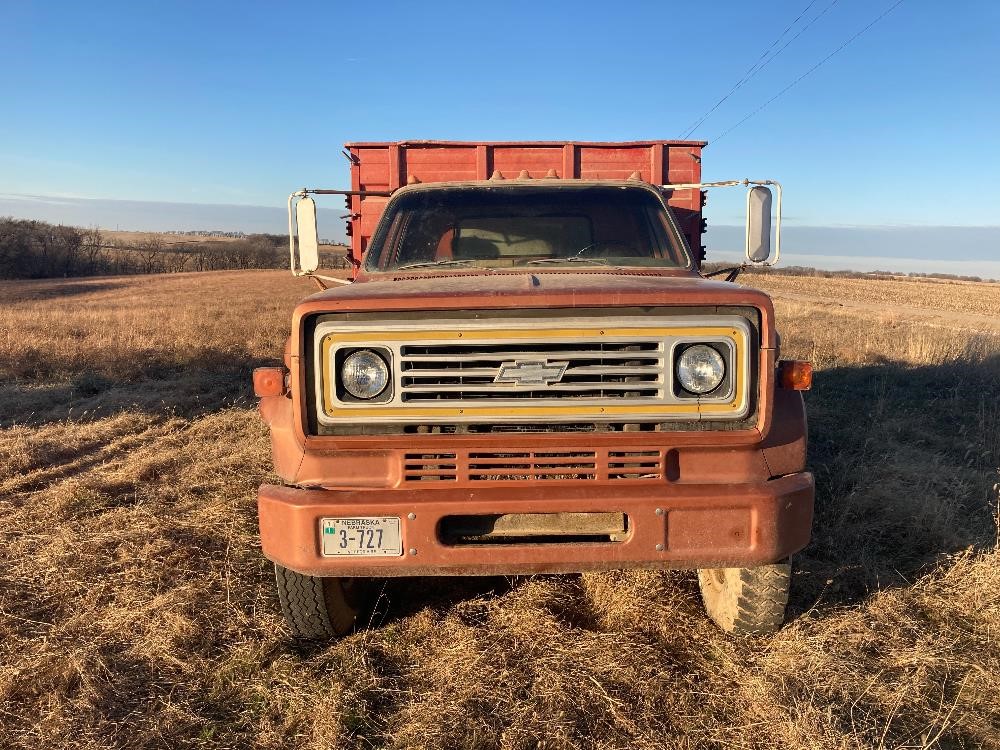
[403, 449, 672, 483]
[468, 451, 596, 481]
[608, 451, 664, 480]
[403, 453, 457, 482]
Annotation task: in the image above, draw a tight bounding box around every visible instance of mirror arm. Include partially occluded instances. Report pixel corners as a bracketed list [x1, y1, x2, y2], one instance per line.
[661, 179, 782, 267]
[704, 264, 746, 283]
[304, 189, 392, 197]
[306, 273, 353, 290]
[311, 273, 352, 286]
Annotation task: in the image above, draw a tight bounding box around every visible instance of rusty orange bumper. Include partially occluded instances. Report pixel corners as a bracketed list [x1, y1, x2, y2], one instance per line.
[258, 473, 813, 577]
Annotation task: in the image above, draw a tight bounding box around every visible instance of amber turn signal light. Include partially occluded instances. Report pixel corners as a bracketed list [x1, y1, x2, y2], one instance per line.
[777, 360, 813, 391]
[253, 367, 287, 398]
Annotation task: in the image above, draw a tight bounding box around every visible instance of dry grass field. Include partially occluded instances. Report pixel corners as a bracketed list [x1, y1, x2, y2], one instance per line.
[747, 273, 1000, 333]
[1, 270, 999, 749]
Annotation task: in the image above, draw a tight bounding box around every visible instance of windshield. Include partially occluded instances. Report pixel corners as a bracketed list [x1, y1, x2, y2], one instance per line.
[363, 185, 691, 272]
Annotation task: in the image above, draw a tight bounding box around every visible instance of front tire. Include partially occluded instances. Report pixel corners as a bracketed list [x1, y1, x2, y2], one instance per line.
[697, 561, 791, 636]
[274, 564, 366, 641]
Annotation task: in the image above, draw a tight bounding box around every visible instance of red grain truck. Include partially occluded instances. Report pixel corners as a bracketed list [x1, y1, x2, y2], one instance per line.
[255, 140, 813, 639]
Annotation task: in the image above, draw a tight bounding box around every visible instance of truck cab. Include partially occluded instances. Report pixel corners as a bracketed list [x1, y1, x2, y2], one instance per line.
[254, 140, 814, 638]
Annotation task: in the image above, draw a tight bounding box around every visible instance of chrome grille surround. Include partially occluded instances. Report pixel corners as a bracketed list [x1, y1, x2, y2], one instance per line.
[314, 315, 752, 424]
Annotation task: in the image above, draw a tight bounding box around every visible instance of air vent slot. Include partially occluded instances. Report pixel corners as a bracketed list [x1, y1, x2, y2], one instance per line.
[403, 453, 457, 481]
[608, 451, 664, 480]
[402, 449, 671, 483]
[467, 451, 596, 481]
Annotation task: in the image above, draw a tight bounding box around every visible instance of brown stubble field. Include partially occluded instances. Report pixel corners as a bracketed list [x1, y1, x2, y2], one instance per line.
[1, 270, 999, 749]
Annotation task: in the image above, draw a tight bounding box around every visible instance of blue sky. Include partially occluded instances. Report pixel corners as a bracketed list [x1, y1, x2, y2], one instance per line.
[2, 1, 998, 272]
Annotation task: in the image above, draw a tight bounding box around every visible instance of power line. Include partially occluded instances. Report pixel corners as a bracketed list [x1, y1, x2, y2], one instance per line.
[743, 0, 822, 75]
[679, 0, 840, 139]
[712, 0, 906, 143]
[679, 1, 823, 138]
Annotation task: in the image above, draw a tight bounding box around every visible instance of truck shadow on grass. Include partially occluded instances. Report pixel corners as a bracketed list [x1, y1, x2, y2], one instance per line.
[788, 353, 1000, 615]
[364, 573, 607, 634]
[361, 575, 519, 631]
[1, 279, 127, 303]
[0, 354, 279, 428]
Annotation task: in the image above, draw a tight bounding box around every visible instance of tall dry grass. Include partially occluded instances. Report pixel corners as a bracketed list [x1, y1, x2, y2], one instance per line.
[1, 270, 998, 749]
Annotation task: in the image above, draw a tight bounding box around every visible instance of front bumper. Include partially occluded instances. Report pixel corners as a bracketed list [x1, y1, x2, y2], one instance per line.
[258, 473, 814, 577]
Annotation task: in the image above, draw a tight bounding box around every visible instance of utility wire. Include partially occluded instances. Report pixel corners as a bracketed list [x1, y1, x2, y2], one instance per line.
[680, 0, 840, 138]
[679, 0, 840, 139]
[679, 0, 822, 137]
[712, 0, 905, 143]
[742, 0, 822, 76]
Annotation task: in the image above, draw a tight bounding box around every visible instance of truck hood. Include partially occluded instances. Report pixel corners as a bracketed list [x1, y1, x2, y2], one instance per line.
[296, 270, 777, 348]
[302, 269, 772, 317]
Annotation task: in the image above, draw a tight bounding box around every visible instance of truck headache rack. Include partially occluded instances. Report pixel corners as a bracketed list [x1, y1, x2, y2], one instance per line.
[343, 140, 706, 270]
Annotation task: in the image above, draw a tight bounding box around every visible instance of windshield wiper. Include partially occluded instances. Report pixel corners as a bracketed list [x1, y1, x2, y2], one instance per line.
[396, 259, 478, 270]
[526, 256, 608, 266]
[526, 242, 612, 265]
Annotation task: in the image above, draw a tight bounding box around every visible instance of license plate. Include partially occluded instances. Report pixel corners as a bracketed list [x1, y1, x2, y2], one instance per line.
[320, 517, 402, 557]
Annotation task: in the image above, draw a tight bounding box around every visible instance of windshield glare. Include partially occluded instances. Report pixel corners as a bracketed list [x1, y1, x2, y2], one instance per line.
[363, 185, 690, 272]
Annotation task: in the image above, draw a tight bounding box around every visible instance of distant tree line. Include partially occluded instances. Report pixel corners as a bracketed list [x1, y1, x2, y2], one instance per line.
[702, 261, 995, 284]
[0, 217, 351, 279]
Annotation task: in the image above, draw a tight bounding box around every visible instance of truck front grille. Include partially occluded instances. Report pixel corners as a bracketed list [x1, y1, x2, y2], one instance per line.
[399, 339, 663, 403]
[312, 313, 754, 427]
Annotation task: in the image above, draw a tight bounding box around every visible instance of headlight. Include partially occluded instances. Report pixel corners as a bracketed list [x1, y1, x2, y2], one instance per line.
[676, 344, 725, 394]
[341, 349, 390, 399]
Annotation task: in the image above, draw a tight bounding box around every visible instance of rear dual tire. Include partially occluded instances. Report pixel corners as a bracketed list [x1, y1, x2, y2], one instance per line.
[697, 561, 792, 636]
[274, 564, 368, 641]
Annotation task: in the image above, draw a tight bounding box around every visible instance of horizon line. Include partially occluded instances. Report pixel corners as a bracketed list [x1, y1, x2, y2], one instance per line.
[3, 191, 999, 232]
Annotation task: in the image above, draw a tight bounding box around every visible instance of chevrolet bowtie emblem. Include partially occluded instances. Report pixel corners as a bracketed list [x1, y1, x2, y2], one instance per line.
[494, 360, 569, 386]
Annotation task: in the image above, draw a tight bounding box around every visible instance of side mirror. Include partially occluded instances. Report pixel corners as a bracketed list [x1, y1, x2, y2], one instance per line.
[745, 185, 772, 263]
[295, 197, 320, 273]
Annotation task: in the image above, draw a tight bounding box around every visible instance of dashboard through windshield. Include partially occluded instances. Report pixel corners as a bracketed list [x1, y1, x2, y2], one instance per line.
[363, 185, 691, 272]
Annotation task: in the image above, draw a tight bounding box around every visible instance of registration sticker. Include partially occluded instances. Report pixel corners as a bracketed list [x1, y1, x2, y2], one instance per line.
[320, 517, 403, 557]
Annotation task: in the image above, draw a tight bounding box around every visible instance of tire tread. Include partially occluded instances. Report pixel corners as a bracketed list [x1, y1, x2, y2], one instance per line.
[698, 562, 791, 636]
[274, 564, 355, 641]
